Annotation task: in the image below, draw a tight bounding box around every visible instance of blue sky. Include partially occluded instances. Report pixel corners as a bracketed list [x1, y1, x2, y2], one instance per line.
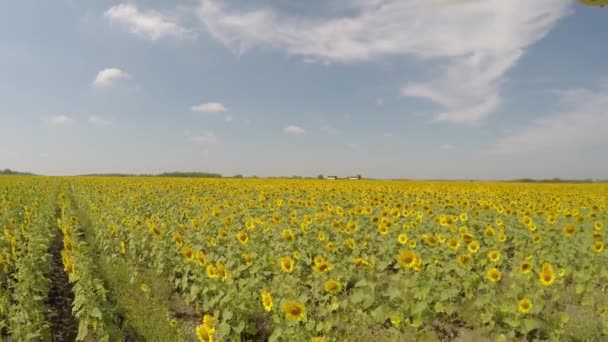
[1, 0, 608, 179]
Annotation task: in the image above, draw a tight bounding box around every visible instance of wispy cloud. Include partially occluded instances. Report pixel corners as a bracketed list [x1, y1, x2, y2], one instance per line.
[48, 115, 75, 125]
[284, 125, 307, 135]
[93, 68, 130, 87]
[489, 84, 608, 155]
[188, 131, 220, 144]
[224, 115, 233, 123]
[104, 3, 195, 40]
[197, 0, 570, 125]
[191, 102, 228, 113]
[89, 115, 112, 125]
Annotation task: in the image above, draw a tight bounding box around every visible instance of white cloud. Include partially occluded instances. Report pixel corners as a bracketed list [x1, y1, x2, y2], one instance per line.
[188, 131, 220, 144]
[89, 115, 112, 125]
[284, 125, 307, 135]
[225, 115, 233, 123]
[441, 144, 455, 150]
[48, 115, 75, 125]
[489, 84, 608, 155]
[191, 102, 228, 113]
[93, 68, 130, 87]
[104, 3, 194, 40]
[197, 0, 570, 125]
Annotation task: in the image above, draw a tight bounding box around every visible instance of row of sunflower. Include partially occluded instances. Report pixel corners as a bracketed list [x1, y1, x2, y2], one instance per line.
[71, 177, 608, 341]
[0, 176, 58, 339]
[56, 189, 117, 341]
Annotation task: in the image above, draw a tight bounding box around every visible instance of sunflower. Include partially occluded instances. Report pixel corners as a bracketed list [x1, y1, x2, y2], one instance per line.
[181, 246, 194, 261]
[487, 250, 500, 263]
[592, 240, 604, 253]
[563, 223, 576, 237]
[172, 231, 184, 246]
[539, 263, 556, 286]
[390, 313, 402, 326]
[280, 256, 295, 273]
[423, 234, 438, 247]
[325, 242, 337, 252]
[457, 254, 471, 267]
[518, 298, 533, 314]
[408, 239, 417, 249]
[353, 257, 372, 268]
[397, 234, 408, 245]
[216, 262, 228, 281]
[313, 257, 331, 273]
[196, 251, 207, 266]
[120, 241, 127, 254]
[293, 250, 301, 260]
[496, 233, 507, 243]
[206, 265, 219, 279]
[317, 232, 326, 241]
[447, 238, 460, 250]
[461, 232, 475, 243]
[261, 291, 273, 312]
[594, 220, 604, 232]
[377, 224, 389, 236]
[467, 240, 480, 254]
[484, 226, 495, 237]
[140, 283, 149, 293]
[486, 267, 502, 283]
[236, 231, 249, 245]
[245, 218, 256, 230]
[397, 250, 418, 269]
[196, 324, 214, 342]
[459, 213, 468, 221]
[282, 229, 295, 242]
[324, 279, 342, 294]
[282, 300, 306, 321]
[519, 261, 532, 274]
[532, 234, 542, 244]
[345, 238, 357, 249]
[311, 337, 325, 342]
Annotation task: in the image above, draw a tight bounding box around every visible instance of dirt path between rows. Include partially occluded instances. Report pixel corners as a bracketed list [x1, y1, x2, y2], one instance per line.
[44, 206, 78, 342]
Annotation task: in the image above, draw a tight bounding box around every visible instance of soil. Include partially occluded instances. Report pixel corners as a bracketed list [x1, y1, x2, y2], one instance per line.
[44, 209, 78, 342]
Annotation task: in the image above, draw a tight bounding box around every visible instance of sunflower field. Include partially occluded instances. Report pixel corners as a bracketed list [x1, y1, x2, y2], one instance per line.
[1, 176, 607, 341]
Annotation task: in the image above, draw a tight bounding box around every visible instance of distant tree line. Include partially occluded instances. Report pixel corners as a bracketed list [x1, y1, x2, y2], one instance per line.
[508, 178, 600, 184]
[0, 168, 35, 176]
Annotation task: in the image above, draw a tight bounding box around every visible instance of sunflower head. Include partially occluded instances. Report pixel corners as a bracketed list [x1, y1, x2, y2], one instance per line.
[563, 223, 577, 237]
[261, 291, 273, 312]
[518, 298, 533, 314]
[539, 263, 556, 286]
[324, 279, 342, 294]
[592, 240, 604, 253]
[519, 261, 532, 274]
[282, 300, 306, 322]
[486, 267, 502, 283]
[280, 256, 295, 273]
[487, 250, 500, 263]
[236, 231, 249, 245]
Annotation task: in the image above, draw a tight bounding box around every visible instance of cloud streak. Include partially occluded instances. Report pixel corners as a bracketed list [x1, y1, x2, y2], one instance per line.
[489, 84, 608, 155]
[197, 0, 570, 124]
[48, 115, 75, 125]
[191, 102, 228, 113]
[284, 125, 307, 135]
[105, 3, 195, 40]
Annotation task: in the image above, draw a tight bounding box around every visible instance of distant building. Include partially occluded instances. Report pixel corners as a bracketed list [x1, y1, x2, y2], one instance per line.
[348, 175, 362, 180]
[326, 176, 338, 180]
